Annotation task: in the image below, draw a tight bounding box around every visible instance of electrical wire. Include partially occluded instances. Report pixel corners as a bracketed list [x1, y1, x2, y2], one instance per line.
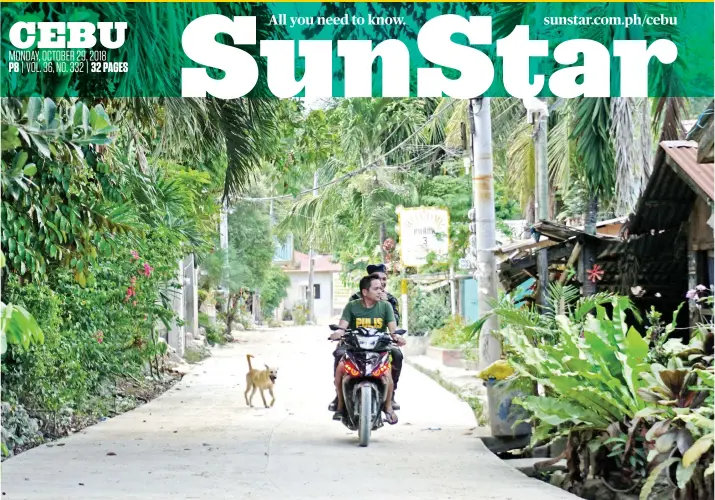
[234, 99, 460, 203]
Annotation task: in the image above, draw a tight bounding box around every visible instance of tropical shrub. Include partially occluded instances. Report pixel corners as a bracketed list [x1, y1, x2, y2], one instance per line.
[1, 402, 43, 460]
[505, 297, 649, 445]
[636, 326, 714, 500]
[409, 287, 450, 334]
[292, 303, 308, 326]
[494, 289, 714, 498]
[429, 316, 472, 349]
[260, 265, 290, 317]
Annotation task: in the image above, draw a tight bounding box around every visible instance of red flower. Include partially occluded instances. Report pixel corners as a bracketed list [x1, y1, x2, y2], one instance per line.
[142, 263, 154, 277]
[95, 330, 104, 344]
[587, 264, 605, 283]
[125, 286, 136, 301]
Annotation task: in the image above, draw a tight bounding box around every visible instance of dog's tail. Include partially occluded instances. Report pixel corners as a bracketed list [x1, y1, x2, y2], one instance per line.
[246, 354, 254, 370]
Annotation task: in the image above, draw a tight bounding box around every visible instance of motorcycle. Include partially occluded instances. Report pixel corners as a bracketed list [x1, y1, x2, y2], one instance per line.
[328, 324, 406, 447]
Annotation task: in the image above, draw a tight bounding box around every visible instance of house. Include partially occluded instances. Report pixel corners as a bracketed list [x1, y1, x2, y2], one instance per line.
[280, 252, 343, 322]
[273, 232, 344, 322]
[495, 101, 714, 330]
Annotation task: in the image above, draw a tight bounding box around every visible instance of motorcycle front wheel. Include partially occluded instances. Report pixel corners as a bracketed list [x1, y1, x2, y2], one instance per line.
[358, 386, 372, 447]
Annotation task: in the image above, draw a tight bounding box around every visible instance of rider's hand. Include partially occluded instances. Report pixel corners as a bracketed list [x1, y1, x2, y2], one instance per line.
[379, 291, 387, 301]
[329, 331, 345, 341]
[392, 335, 407, 347]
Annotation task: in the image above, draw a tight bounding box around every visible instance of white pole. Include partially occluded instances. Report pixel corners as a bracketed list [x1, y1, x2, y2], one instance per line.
[307, 172, 318, 324]
[470, 97, 501, 369]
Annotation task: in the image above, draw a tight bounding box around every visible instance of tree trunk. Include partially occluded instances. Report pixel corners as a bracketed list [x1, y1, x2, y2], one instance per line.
[380, 223, 387, 262]
[582, 195, 599, 296]
[584, 195, 598, 235]
[524, 196, 535, 239]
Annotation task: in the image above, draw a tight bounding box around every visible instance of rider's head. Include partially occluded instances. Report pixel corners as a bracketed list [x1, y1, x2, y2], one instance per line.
[359, 274, 383, 302]
[366, 264, 387, 290]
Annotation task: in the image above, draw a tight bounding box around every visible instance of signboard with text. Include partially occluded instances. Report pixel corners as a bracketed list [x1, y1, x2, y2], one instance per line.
[396, 207, 449, 267]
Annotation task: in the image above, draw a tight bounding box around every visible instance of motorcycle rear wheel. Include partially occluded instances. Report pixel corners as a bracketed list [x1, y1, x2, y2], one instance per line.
[358, 387, 372, 447]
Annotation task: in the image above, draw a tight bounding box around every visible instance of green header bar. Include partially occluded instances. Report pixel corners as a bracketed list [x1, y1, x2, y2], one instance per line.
[1, 2, 713, 97]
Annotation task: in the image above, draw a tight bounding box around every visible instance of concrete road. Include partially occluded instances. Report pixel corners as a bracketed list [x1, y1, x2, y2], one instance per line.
[2, 326, 578, 500]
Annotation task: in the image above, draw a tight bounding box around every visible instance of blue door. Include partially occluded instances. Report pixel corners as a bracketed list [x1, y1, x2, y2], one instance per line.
[461, 278, 479, 323]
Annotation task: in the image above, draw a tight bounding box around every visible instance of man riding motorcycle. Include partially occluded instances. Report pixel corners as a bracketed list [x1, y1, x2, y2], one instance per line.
[329, 274, 406, 424]
[350, 264, 400, 325]
[329, 263, 404, 411]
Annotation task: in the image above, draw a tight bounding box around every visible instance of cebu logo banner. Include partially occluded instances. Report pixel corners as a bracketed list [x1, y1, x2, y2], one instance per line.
[6, 21, 128, 75]
[0, 2, 712, 98]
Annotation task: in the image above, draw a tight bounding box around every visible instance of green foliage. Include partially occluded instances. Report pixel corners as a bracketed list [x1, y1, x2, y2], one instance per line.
[503, 297, 648, 439]
[429, 316, 472, 349]
[260, 265, 290, 316]
[2, 234, 180, 413]
[0, 89, 278, 457]
[409, 287, 450, 334]
[205, 326, 226, 346]
[493, 288, 713, 496]
[1, 402, 43, 459]
[292, 303, 308, 326]
[228, 201, 274, 290]
[1, 302, 45, 355]
[1, 98, 130, 285]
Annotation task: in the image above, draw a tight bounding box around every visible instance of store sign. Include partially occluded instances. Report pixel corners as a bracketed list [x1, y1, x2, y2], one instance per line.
[396, 207, 449, 267]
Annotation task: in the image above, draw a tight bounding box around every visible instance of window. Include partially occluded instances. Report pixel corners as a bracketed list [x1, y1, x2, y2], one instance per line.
[301, 285, 321, 300]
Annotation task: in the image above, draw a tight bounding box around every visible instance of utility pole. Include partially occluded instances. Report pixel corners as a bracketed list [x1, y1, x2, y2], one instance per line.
[219, 203, 229, 295]
[449, 265, 457, 317]
[469, 97, 501, 370]
[533, 99, 550, 306]
[307, 172, 318, 324]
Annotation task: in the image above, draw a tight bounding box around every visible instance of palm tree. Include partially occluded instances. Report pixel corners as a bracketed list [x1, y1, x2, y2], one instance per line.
[280, 99, 428, 259]
[0, 2, 281, 203]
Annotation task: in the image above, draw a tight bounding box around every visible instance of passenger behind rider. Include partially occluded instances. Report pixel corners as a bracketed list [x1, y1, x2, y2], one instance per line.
[329, 263, 404, 411]
[329, 274, 406, 424]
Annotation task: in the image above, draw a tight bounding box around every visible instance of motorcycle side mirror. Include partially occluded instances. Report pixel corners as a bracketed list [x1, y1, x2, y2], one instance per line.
[394, 329, 406, 335]
[329, 324, 341, 331]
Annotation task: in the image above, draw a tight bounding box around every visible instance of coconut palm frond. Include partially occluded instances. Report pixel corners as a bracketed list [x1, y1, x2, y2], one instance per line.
[572, 97, 615, 197]
[547, 107, 573, 193]
[611, 97, 640, 215]
[638, 98, 653, 186]
[653, 97, 687, 142]
[507, 121, 536, 208]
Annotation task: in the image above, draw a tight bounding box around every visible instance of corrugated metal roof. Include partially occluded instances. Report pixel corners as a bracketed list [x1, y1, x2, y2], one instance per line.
[661, 141, 714, 201]
[626, 141, 713, 235]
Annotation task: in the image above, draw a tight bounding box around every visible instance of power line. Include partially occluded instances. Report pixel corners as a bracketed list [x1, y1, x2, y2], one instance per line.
[234, 99, 459, 203]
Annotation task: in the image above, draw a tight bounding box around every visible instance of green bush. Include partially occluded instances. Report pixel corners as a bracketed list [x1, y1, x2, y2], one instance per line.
[429, 315, 472, 349]
[205, 326, 225, 346]
[261, 266, 290, 317]
[1, 402, 43, 460]
[1, 235, 181, 415]
[292, 303, 307, 326]
[409, 287, 450, 334]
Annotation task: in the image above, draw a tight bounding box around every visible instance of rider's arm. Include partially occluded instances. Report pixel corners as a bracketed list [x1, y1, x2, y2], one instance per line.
[387, 321, 397, 334]
[329, 319, 349, 340]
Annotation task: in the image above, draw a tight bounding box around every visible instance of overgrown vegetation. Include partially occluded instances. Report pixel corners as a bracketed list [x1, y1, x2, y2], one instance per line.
[487, 285, 714, 499]
[0, 93, 281, 458]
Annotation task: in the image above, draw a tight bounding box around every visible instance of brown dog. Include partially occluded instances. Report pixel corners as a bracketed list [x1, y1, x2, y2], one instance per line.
[244, 354, 277, 408]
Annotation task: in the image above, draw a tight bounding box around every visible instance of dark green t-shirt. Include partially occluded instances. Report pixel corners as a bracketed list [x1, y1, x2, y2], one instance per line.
[340, 299, 395, 332]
